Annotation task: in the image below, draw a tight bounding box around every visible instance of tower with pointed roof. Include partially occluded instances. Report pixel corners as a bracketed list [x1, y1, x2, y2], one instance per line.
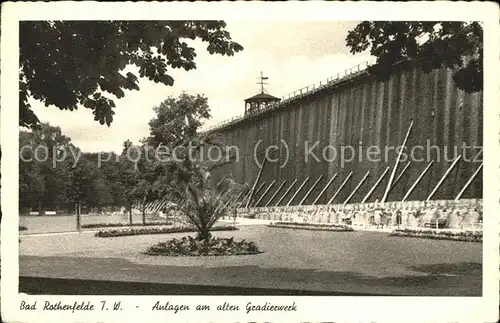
[244, 71, 280, 115]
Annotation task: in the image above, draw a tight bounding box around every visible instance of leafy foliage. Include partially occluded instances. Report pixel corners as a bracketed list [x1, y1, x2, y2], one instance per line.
[174, 167, 244, 241]
[390, 228, 482, 242]
[269, 222, 353, 232]
[20, 21, 243, 129]
[345, 21, 482, 93]
[94, 225, 237, 238]
[145, 236, 263, 256]
[80, 221, 172, 229]
[148, 93, 211, 148]
[18, 123, 140, 213]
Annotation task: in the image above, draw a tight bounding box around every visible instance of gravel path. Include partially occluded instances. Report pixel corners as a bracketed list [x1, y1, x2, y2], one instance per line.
[19, 224, 482, 295]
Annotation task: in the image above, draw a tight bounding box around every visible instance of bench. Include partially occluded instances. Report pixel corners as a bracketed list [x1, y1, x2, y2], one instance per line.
[424, 219, 447, 229]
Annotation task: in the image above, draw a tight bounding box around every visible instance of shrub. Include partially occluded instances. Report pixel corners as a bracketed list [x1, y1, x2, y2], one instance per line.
[145, 236, 263, 256]
[19, 225, 28, 231]
[390, 228, 482, 242]
[95, 225, 238, 238]
[268, 222, 353, 232]
[81, 222, 172, 229]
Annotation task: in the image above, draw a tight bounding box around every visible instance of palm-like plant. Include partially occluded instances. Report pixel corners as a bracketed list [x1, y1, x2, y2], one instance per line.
[175, 166, 244, 241]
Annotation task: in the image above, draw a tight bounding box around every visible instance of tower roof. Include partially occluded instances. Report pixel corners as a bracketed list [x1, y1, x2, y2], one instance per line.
[244, 92, 280, 102]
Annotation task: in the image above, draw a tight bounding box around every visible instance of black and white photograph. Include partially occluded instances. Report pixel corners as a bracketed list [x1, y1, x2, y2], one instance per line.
[1, 2, 499, 323]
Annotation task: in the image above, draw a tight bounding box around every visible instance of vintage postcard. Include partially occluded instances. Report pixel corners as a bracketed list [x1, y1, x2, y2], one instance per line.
[1, 1, 499, 322]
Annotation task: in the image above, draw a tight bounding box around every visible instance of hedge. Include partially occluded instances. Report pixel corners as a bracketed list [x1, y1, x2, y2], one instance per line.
[95, 225, 238, 238]
[81, 221, 172, 229]
[390, 228, 482, 242]
[268, 222, 353, 232]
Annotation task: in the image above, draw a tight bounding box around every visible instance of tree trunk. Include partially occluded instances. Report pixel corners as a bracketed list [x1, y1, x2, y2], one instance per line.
[128, 201, 133, 225]
[197, 223, 212, 241]
[142, 196, 147, 225]
[76, 201, 81, 232]
[232, 208, 237, 229]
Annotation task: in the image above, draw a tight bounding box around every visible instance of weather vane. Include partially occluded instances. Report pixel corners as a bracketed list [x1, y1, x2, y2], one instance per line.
[257, 71, 269, 93]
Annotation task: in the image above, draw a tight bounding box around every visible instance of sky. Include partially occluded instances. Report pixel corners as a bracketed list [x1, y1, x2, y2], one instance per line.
[30, 21, 374, 153]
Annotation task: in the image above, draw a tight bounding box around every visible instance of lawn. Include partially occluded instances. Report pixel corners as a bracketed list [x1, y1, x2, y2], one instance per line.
[19, 213, 172, 234]
[19, 224, 482, 296]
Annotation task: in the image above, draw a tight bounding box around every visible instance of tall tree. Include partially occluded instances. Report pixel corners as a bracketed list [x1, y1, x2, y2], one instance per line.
[345, 21, 483, 93]
[19, 124, 73, 212]
[143, 93, 244, 239]
[20, 21, 243, 129]
[148, 93, 211, 148]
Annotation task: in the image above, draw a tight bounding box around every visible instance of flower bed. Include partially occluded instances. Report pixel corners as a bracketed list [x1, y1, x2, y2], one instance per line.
[82, 222, 172, 229]
[389, 228, 482, 242]
[19, 225, 28, 231]
[145, 236, 263, 256]
[95, 225, 238, 238]
[268, 222, 353, 232]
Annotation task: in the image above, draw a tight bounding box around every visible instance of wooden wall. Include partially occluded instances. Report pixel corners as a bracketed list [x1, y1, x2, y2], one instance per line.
[209, 63, 483, 206]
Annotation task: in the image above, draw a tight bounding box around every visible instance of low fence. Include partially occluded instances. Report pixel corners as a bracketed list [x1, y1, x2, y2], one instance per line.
[237, 198, 483, 231]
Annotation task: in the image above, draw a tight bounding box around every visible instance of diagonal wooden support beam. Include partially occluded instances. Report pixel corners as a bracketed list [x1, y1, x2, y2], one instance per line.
[233, 189, 247, 204]
[327, 171, 353, 205]
[426, 155, 461, 202]
[241, 189, 253, 205]
[455, 162, 483, 201]
[265, 181, 287, 207]
[402, 161, 434, 202]
[299, 175, 324, 206]
[391, 161, 411, 190]
[362, 167, 390, 203]
[245, 157, 268, 208]
[253, 182, 267, 199]
[343, 170, 370, 205]
[286, 177, 310, 207]
[312, 173, 337, 205]
[274, 179, 298, 207]
[235, 182, 250, 202]
[382, 120, 413, 203]
[216, 176, 227, 187]
[253, 180, 276, 207]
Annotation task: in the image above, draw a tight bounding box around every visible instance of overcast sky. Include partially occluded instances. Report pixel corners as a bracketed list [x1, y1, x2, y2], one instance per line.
[30, 21, 374, 153]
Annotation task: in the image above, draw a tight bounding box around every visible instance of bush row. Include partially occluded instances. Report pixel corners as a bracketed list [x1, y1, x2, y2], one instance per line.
[390, 228, 482, 242]
[95, 225, 238, 238]
[145, 236, 263, 256]
[268, 222, 353, 232]
[81, 221, 172, 229]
